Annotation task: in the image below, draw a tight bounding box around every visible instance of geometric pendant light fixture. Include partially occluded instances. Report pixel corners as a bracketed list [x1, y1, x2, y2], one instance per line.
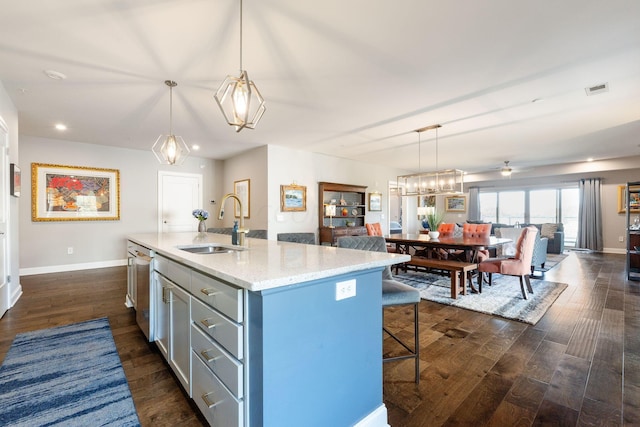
[152, 80, 190, 165]
[214, 0, 266, 132]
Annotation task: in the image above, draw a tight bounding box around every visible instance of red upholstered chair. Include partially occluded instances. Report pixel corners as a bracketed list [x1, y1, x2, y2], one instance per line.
[437, 223, 456, 236]
[476, 226, 538, 299]
[366, 223, 383, 236]
[462, 223, 492, 262]
[366, 223, 396, 253]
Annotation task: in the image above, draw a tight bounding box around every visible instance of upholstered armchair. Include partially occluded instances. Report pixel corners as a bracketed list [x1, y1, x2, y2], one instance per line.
[496, 227, 547, 274]
[477, 226, 538, 299]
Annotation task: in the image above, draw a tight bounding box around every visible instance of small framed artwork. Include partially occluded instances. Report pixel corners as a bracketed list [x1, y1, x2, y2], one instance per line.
[445, 195, 466, 212]
[280, 184, 306, 212]
[368, 192, 382, 211]
[234, 179, 250, 218]
[618, 185, 640, 214]
[31, 163, 120, 221]
[9, 163, 20, 197]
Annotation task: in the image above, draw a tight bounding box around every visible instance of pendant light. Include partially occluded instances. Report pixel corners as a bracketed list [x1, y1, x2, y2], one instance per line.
[152, 80, 190, 165]
[214, 0, 266, 132]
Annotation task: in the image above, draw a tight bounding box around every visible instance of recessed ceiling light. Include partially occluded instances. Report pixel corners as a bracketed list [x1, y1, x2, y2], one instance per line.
[192, 145, 200, 151]
[587, 157, 594, 162]
[55, 123, 67, 131]
[44, 69, 67, 80]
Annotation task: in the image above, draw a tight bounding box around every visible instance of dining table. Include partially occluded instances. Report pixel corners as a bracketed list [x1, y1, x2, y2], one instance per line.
[385, 234, 512, 294]
[385, 233, 512, 262]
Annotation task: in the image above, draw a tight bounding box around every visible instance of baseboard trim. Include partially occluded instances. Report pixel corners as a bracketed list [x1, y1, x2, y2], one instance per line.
[354, 404, 389, 427]
[20, 259, 127, 276]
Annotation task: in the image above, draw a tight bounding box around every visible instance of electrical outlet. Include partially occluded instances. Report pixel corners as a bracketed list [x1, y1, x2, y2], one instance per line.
[619, 236, 624, 242]
[67, 247, 73, 255]
[335, 279, 356, 301]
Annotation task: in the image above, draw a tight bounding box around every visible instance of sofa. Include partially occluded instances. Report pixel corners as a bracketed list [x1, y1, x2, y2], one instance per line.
[495, 227, 548, 274]
[466, 221, 564, 254]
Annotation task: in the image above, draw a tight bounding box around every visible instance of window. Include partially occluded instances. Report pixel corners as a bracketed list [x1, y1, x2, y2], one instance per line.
[478, 186, 578, 247]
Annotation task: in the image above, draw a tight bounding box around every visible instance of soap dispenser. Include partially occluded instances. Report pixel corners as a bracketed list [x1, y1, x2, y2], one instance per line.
[232, 220, 239, 245]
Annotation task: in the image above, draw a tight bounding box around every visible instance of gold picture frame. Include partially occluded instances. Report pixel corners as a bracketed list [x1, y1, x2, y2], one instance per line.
[368, 192, 382, 211]
[233, 179, 250, 218]
[618, 185, 640, 214]
[31, 163, 120, 221]
[445, 195, 466, 212]
[280, 184, 306, 212]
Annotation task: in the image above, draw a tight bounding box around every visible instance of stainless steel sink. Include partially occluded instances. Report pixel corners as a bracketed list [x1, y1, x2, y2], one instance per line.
[177, 244, 244, 254]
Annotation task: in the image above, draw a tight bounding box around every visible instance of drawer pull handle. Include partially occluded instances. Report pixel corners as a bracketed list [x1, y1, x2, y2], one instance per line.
[200, 288, 221, 297]
[200, 318, 218, 329]
[201, 392, 223, 409]
[200, 349, 222, 363]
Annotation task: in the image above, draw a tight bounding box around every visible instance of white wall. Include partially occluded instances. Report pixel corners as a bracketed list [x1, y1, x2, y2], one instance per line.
[0, 81, 20, 306]
[19, 136, 222, 274]
[266, 145, 409, 239]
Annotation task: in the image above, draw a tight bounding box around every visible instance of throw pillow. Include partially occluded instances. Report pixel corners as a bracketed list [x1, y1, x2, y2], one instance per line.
[541, 223, 558, 239]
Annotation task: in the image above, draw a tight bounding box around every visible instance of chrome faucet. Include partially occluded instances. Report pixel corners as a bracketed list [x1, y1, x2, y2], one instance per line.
[218, 193, 248, 246]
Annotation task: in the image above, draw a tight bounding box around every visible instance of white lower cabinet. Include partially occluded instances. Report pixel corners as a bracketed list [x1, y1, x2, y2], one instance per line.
[169, 284, 191, 394]
[192, 350, 244, 427]
[154, 273, 169, 359]
[153, 255, 245, 426]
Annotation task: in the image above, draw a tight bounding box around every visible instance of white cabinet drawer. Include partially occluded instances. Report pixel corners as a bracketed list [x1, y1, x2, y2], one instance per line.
[191, 323, 243, 398]
[192, 351, 243, 427]
[191, 270, 243, 323]
[155, 255, 190, 289]
[191, 298, 243, 360]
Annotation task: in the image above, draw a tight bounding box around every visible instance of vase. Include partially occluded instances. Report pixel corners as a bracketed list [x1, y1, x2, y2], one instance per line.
[429, 231, 440, 239]
[198, 220, 207, 233]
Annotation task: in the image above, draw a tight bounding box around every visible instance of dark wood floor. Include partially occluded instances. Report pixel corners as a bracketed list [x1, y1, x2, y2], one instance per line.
[1, 251, 638, 426]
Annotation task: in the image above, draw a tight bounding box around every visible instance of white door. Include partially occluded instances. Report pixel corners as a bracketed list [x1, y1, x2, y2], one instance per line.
[0, 118, 8, 318]
[158, 172, 203, 232]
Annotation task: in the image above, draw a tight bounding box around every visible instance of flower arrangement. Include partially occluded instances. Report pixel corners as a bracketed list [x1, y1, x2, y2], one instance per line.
[192, 209, 209, 221]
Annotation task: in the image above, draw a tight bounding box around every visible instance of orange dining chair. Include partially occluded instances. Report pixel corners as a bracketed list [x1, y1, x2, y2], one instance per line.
[366, 223, 396, 253]
[462, 223, 492, 262]
[437, 223, 456, 236]
[366, 223, 383, 236]
[476, 226, 538, 299]
[430, 223, 456, 259]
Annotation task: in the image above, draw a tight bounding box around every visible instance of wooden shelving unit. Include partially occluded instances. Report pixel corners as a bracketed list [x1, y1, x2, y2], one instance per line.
[626, 181, 640, 281]
[318, 182, 368, 245]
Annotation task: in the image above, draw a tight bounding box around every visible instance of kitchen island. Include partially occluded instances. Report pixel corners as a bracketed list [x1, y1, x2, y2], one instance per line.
[127, 232, 409, 427]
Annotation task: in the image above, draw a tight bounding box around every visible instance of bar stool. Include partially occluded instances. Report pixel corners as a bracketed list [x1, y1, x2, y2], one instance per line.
[337, 235, 420, 383]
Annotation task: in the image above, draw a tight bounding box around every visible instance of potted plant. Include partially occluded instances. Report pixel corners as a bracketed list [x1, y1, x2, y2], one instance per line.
[426, 210, 445, 239]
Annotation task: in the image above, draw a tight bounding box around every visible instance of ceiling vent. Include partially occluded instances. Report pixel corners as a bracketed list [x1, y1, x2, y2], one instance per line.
[585, 82, 609, 96]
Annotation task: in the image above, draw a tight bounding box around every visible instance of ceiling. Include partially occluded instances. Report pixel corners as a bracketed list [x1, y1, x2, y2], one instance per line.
[0, 0, 639, 175]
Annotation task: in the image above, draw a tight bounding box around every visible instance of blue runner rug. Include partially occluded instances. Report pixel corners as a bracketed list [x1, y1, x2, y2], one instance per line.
[0, 318, 140, 426]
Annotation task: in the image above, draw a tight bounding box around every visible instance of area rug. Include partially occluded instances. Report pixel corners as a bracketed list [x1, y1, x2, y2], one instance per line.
[539, 252, 568, 273]
[394, 271, 568, 325]
[0, 318, 140, 426]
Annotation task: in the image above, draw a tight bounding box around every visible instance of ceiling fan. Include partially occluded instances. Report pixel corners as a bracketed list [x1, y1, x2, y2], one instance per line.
[500, 161, 513, 177]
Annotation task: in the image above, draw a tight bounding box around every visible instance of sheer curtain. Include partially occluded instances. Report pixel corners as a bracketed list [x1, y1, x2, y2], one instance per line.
[576, 178, 603, 251]
[467, 187, 480, 221]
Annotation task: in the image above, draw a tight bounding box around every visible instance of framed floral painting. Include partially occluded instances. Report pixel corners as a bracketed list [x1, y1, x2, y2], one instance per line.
[31, 163, 120, 221]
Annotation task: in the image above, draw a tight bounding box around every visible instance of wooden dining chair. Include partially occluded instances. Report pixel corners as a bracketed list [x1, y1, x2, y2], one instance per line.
[476, 226, 538, 299]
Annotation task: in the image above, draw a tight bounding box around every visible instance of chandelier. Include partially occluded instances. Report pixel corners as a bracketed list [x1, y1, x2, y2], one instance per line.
[214, 0, 266, 132]
[397, 124, 464, 196]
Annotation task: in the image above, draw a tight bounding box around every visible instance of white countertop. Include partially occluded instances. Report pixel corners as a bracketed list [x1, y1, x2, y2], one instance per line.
[128, 232, 410, 292]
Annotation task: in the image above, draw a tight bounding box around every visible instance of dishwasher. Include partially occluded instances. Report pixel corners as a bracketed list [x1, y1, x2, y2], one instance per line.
[127, 242, 154, 341]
